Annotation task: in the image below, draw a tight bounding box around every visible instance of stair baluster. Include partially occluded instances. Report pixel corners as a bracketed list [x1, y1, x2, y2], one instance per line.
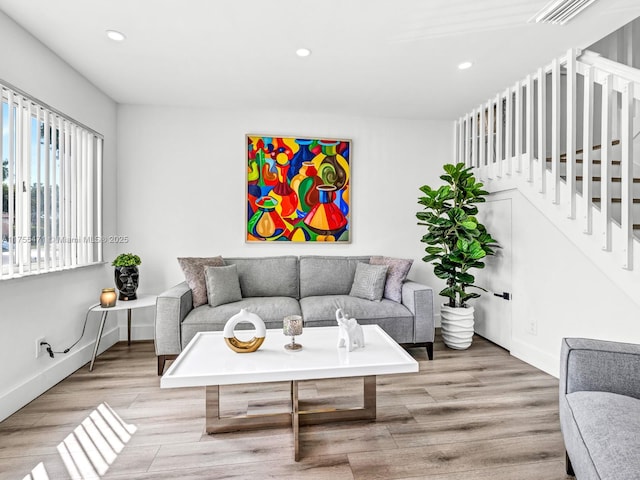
[621, 81, 635, 269]
[602, 73, 613, 251]
[583, 65, 594, 235]
[567, 49, 578, 219]
[551, 58, 561, 205]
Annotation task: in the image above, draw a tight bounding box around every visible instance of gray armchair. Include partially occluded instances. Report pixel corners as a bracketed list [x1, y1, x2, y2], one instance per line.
[559, 337, 640, 479]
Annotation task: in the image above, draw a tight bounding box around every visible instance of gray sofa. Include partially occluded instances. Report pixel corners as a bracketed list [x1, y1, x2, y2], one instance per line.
[155, 255, 434, 374]
[559, 337, 640, 479]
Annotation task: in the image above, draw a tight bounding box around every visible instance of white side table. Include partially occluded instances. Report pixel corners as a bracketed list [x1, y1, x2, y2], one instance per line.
[89, 294, 157, 371]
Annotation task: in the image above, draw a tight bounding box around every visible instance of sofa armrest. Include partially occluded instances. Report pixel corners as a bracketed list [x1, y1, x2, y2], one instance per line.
[560, 337, 640, 400]
[401, 280, 434, 344]
[154, 282, 193, 356]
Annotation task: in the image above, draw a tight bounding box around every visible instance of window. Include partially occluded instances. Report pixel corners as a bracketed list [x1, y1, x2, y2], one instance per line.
[1, 81, 103, 279]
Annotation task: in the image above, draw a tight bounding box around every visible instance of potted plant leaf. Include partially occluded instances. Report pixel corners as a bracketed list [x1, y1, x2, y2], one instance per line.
[112, 253, 141, 301]
[417, 163, 498, 349]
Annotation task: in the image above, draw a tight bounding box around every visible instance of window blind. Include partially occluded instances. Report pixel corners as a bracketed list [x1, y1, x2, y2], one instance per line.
[1, 81, 103, 279]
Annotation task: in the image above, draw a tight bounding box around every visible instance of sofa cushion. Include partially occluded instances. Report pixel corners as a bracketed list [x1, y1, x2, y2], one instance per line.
[566, 391, 640, 480]
[223, 256, 299, 298]
[349, 262, 388, 301]
[181, 297, 302, 348]
[204, 265, 242, 307]
[300, 295, 415, 343]
[370, 256, 413, 303]
[565, 343, 640, 400]
[299, 256, 371, 298]
[177, 256, 225, 307]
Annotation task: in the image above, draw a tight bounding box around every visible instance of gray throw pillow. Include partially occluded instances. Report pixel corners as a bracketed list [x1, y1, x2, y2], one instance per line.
[177, 256, 225, 307]
[205, 264, 243, 307]
[349, 262, 388, 302]
[370, 256, 413, 303]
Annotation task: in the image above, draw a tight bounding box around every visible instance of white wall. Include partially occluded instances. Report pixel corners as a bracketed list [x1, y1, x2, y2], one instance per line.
[116, 105, 452, 330]
[484, 188, 640, 377]
[0, 12, 117, 421]
[588, 16, 640, 68]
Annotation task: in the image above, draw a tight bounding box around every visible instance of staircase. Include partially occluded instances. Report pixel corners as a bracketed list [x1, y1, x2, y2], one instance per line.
[553, 139, 640, 234]
[454, 48, 640, 305]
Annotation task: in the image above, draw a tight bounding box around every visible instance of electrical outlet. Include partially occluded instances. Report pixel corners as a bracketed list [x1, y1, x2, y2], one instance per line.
[35, 337, 46, 359]
[527, 319, 537, 336]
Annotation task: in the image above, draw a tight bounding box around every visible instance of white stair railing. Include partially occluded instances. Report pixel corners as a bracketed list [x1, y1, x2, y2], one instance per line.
[455, 48, 640, 271]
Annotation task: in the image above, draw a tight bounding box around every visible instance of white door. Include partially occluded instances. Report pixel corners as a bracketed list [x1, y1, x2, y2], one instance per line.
[473, 196, 512, 350]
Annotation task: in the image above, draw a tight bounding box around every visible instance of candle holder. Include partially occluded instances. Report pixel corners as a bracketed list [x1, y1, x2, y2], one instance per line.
[100, 288, 117, 308]
[283, 315, 303, 351]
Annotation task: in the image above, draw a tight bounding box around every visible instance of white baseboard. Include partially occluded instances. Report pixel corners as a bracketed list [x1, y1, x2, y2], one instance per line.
[0, 326, 120, 422]
[119, 322, 154, 342]
[509, 337, 560, 378]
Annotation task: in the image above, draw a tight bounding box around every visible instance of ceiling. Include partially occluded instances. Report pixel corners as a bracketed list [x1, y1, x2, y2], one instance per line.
[0, 0, 639, 121]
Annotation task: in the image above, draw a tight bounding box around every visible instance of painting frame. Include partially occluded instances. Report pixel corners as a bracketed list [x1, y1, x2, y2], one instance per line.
[246, 134, 351, 243]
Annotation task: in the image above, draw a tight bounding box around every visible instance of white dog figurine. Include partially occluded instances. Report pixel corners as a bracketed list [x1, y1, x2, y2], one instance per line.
[336, 308, 365, 351]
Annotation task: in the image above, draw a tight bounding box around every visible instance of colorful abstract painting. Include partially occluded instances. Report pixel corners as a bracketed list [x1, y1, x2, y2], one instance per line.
[246, 135, 351, 242]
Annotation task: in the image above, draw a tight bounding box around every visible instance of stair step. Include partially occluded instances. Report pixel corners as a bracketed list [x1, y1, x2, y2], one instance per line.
[593, 198, 640, 204]
[546, 158, 621, 165]
[545, 139, 621, 162]
[566, 139, 621, 158]
[573, 176, 640, 183]
[590, 200, 640, 231]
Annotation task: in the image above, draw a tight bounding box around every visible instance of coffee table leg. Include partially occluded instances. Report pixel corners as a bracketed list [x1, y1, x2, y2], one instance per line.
[292, 380, 300, 461]
[363, 375, 377, 418]
[203, 376, 376, 461]
[205, 386, 291, 434]
[205, 385, 220, 433]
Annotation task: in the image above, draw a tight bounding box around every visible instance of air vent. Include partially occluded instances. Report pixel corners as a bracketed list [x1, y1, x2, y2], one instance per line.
[534, 0, 598, 25]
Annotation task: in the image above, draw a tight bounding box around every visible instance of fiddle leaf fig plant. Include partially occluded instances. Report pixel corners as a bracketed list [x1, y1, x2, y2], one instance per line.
[417, 163, 498, 308]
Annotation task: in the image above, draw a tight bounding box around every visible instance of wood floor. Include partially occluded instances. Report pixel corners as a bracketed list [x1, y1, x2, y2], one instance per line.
[0, 332, 571, 480]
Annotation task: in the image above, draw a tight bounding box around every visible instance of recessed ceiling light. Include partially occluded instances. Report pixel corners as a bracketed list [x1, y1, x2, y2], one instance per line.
[296, 48, 311, 57]
[458, 61, 473, 70]
[106, 30, 126, 42]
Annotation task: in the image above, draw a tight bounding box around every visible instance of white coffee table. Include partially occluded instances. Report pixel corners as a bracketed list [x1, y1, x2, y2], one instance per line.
[161, 325, 418, 460]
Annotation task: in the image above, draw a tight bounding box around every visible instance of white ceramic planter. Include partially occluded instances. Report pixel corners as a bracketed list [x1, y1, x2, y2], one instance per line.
[440, 304, 475, 350]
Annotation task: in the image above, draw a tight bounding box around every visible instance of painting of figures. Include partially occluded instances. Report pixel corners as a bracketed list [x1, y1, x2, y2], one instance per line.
[246, 135, 351, 242]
